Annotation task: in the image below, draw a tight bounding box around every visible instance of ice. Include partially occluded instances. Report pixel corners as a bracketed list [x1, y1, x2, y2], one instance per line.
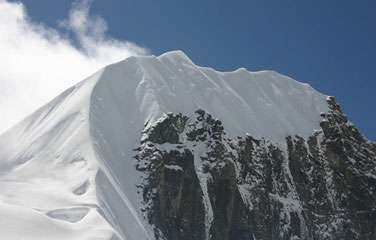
[46, 207, 90, 223]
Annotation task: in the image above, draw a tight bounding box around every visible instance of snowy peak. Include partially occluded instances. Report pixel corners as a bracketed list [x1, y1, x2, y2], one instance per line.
[158, 50, 194, 64]
[0, 50, 340, 240]
[94, 50, 328, 143]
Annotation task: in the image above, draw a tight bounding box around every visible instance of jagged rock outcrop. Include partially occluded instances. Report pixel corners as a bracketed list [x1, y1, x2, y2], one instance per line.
[134, 97, 376, 240]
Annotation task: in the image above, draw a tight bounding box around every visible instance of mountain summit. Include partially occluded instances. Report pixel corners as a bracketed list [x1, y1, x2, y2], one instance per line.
[0, 51, 375, 240]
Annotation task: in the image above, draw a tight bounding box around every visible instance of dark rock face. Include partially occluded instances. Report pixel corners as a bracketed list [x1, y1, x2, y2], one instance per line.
[134, 98, 376, 240]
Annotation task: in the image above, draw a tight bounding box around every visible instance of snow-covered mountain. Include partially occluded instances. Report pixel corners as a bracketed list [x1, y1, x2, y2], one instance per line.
[0, 51, 375, 240]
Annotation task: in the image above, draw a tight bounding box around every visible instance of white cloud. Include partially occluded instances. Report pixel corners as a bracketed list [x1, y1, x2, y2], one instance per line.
[0, 0, 148, 133]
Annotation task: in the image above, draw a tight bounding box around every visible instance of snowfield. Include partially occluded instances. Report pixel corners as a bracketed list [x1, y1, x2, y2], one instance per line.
[0, 51, 328, 240]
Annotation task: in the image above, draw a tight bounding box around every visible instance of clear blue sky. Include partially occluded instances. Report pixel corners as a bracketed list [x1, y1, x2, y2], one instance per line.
[17, 0, 376, 140]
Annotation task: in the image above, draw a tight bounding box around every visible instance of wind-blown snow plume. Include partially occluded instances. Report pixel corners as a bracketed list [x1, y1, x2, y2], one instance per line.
[0, 0, 147, 134]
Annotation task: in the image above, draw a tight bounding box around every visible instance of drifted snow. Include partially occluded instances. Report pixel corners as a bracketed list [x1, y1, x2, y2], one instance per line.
[0, 50, 328, 240]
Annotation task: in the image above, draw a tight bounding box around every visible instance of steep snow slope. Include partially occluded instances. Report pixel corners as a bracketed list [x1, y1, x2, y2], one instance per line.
[101, 51, 327, 143]
[0, 51, 328, 240]
[0, 71, 118, 240]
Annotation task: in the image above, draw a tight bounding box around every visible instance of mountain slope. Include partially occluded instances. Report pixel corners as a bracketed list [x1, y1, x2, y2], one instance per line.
[0, 71, 117, 240]
[134, 99, 376, 240]
[0, 51, 374, 240]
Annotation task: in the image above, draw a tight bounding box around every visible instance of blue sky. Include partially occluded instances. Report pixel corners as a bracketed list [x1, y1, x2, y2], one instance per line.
[4, 0, 376, 140]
